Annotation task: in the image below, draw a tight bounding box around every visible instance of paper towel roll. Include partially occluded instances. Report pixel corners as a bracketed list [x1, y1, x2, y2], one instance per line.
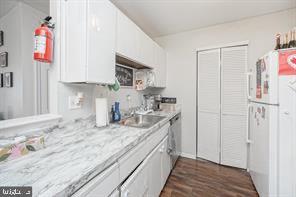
[96, 98, 109, 127]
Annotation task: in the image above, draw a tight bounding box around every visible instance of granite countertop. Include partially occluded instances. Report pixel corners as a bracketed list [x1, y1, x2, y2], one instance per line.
[0, 109, 180, 197]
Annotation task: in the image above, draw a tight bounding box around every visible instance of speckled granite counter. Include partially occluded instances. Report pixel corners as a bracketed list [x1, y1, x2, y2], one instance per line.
[0, 109, 180, 197]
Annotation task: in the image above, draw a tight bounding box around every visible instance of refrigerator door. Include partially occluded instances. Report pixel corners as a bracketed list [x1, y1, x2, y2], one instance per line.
[249, 102, 278, 197]
[278, 75, 296, 196]
[249, 51, 279, 105]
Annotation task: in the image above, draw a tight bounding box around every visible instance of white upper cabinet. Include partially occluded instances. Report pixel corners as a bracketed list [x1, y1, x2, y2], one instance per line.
[138, 29, 155, 67]
[153, 43, 167, 88]
[116, 9, 167, 87]
[116, 10, 140, 62]
[60, 0, 116, 84]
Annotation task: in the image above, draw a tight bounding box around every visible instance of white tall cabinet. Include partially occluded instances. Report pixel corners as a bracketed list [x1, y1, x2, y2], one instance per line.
[197, 45, 248, 169]
[60, 0, 116, 84]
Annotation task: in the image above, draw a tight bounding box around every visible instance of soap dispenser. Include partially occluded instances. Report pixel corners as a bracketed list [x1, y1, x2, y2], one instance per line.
[113, 102, 121, 122]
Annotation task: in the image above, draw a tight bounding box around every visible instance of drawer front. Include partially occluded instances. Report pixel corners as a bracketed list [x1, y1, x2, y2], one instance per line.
[73, 162, 120, 197]
[145, 123, 170, 155]
[118, 139, 148, 182]
[109, 189, 120, 197]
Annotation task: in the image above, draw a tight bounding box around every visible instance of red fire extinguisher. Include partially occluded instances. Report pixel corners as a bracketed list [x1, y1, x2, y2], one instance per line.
[34, 16, 54, 63]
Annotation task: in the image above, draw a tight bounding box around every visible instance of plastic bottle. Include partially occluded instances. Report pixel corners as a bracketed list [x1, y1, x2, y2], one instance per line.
[113, 102, 121, 122]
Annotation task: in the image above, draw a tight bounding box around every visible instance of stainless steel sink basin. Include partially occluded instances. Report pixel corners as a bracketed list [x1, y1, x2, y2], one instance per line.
[119, 114, 165, 129]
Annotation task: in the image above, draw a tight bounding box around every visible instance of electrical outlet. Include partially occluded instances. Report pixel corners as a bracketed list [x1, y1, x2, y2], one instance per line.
[68, 96, 81, 110]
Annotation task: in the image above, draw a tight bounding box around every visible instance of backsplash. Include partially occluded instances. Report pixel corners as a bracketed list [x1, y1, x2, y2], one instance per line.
[93, 85, 163, 114]
[58, 83, 163, 122]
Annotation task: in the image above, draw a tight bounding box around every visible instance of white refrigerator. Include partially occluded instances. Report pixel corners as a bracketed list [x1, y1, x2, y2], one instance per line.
[248, 49, 296, 197]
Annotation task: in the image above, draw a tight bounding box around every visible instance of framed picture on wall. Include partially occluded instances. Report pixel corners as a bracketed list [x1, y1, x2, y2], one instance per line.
[0, 31, 3, 46]
[115, 64, 134, 88]
[0, 52, 8, 67]
[0, 73, 3, 87]
[4, 72, 13, 87]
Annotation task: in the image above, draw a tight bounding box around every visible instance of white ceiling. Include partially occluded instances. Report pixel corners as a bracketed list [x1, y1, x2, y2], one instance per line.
[112, 0, 296, 37]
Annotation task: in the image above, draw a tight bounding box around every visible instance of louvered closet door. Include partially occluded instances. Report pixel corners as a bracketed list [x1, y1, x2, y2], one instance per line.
[197, 49, 220, 163]
[221, 46, 248, 169]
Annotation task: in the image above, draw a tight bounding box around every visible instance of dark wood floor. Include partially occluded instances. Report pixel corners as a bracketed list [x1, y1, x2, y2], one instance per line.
[160, 157, 258, 197]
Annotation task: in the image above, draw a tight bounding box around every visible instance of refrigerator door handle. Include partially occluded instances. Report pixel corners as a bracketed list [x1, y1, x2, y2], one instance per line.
[246, 71, 252, 100]
[246, 104, 253, 144]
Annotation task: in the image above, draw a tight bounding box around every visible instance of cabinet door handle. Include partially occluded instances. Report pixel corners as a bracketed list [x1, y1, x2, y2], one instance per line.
[246, 71, 252, 100]
[246, 104, 253, 144]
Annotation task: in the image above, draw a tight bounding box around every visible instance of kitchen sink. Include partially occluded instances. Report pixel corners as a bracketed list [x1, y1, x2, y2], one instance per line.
[119, 114, 165, 129]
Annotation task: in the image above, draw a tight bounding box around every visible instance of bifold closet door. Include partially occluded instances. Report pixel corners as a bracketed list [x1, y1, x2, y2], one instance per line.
[220, 46, 248, 169]
[197, 49, 220, 163]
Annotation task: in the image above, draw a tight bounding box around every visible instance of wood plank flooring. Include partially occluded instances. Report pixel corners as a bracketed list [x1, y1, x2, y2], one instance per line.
[160, 157, 258, 197]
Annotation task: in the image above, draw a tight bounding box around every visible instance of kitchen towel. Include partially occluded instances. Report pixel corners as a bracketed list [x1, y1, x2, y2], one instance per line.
[167, 126, 176, 155]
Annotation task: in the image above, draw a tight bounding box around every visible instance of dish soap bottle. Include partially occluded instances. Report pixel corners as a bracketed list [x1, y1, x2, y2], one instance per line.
[111, 105, 115, 122]
[113, 102, 121, 122]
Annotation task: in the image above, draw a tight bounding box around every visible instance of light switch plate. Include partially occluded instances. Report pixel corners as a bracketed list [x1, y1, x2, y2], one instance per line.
[68, 96, 81, 110]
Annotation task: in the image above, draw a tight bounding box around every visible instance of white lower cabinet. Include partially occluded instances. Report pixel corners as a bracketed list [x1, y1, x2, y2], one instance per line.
[74, 123, 172, 197]
[147, 141, 163, 197]
[121, 135, 171, 197]
[120, 158, 149, 197]
[160, 136, 172, 188]
[109, 189, 120, 197]
[72, 163, 120, 197]
[146, 136, 171, 196]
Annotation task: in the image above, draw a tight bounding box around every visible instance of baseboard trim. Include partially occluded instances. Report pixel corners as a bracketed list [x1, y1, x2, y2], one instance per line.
[180, 152, 197, 160]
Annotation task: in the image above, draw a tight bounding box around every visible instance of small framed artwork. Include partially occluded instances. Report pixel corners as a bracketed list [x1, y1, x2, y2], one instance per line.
[4, 72, 13, 87]
[0, 31, 3, 46]
[0, 73, 3, 88]
[0, 52, 8, 67]
[115, 64, 134, 88]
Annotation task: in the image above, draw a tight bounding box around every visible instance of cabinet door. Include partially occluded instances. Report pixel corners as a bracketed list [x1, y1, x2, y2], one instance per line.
[147, 142, 162, 197]
[153, 44, 167, 87]
[60, 0, 87, 82]
[139, 30, 154, 67]
[121, 158, 149, 197]
[86, 0, 116, 84]
[160, 136, 171, 188]
[116, 10, 139, 61]
[72, 163, 120, 197]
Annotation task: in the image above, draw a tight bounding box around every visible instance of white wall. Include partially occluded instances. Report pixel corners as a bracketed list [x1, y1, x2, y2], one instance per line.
[21, 3, 47, 117]
[0, 3, 46, 120]
[156, 8, 296, 158]
[0, 5, 22, 120]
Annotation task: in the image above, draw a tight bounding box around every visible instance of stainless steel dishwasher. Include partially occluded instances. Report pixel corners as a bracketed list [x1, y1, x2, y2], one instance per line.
[169, 113, 181, 168]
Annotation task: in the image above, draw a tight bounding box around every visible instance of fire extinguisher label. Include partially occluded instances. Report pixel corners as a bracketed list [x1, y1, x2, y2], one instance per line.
[34, 35, 46, 54]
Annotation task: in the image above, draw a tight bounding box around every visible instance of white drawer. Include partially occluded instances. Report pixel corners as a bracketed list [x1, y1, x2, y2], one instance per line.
[145, 123, 169, 155]
[118, 139, 148, 182]
[72, 162, 120, 197]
